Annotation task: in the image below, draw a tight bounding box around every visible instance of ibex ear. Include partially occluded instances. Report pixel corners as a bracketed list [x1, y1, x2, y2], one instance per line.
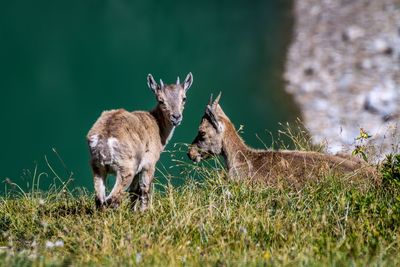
[183, 72, 193, 92]
[147, 74, 159, 93]
[205, 105, 223, 133]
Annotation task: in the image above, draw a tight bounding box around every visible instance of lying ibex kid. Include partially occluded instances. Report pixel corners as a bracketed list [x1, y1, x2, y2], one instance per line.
[188, 93, 373, 185]
[88, 73, 193, 210]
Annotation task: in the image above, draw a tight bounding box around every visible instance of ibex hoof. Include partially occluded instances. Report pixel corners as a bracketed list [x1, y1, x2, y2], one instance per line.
[95, 197, 106, 211]
[105, 198, 121, 209]
[140, 204, 149, 212]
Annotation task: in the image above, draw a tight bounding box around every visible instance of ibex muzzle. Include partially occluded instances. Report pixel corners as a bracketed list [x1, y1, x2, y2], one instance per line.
[188, 93, 223, 163]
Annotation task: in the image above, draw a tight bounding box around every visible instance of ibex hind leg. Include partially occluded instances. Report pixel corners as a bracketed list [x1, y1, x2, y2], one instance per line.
[105, 162, 136, 209]
[138, 166, 155, 212]
[128, 174, 141, 211]
[92, 164, 107, 210]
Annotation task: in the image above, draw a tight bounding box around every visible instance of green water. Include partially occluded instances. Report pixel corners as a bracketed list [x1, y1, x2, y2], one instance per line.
[0, 0, 299, 191]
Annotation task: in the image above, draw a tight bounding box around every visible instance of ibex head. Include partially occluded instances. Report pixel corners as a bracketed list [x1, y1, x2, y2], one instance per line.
[188, 93, 225, 163]
[147, 72, 193, 126]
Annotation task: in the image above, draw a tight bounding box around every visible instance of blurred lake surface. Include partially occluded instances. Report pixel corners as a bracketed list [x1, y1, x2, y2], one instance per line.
[0, 0, 299, 191]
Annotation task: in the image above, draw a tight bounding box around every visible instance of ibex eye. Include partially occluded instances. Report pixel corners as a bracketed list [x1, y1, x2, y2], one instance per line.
[159, 100, 164, 105]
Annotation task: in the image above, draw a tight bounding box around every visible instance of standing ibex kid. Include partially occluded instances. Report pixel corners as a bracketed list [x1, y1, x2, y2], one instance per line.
[88, 73, 193, 211]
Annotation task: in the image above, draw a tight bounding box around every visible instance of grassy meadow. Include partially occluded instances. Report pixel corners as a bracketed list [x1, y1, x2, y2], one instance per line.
[0, 127, 399, 266]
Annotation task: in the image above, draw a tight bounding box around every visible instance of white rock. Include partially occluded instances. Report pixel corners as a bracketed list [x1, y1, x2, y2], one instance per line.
[373, 39, 389, 53]
[345, 25, 365, 41]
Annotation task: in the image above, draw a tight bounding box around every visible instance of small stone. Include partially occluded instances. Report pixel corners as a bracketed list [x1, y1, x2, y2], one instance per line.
[365, 85, 398, 116]
[239, 226, 248, 235]
[304, 67, 314, 76]
[360, 59, 372, 69]
[338, 73, 353, 90]
[310, 6, 321, 16]
[343, 25, 365, 42]
[136, 253, 142, 264]
[373, 39, 390, 53]
[54, 240, 64, 247]
[384, 46, 393, 55]
[45, 240, 64, 249]
[45, 241, 55, 249]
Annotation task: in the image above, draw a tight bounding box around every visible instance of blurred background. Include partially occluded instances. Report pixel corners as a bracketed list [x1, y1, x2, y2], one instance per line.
[285, 1, 399, 158]
[0, 0, 299, 191]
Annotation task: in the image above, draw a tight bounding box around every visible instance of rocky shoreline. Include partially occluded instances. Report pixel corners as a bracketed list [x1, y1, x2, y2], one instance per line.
[284, 0, 400, 159]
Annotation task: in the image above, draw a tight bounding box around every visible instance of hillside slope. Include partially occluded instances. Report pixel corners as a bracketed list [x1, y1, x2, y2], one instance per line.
[285, 0, 400, 157]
